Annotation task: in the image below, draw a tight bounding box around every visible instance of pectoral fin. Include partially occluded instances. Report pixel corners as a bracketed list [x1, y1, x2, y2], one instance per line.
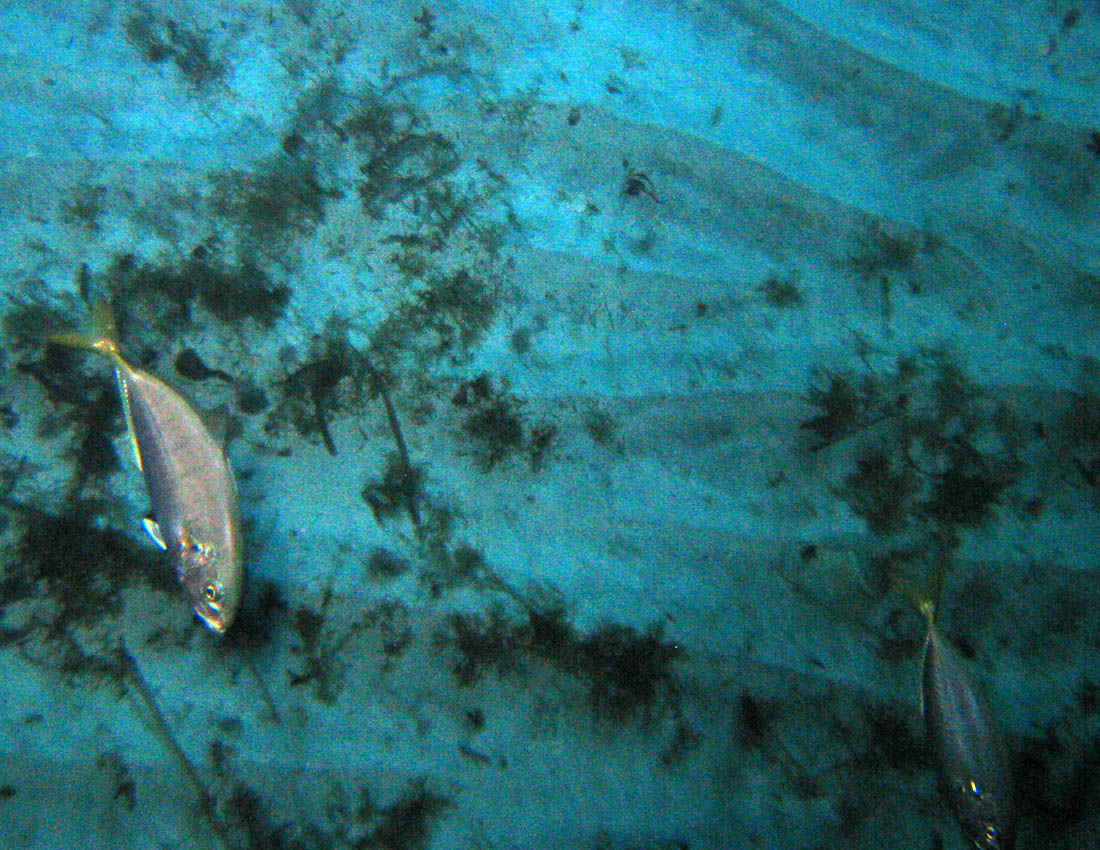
[143, 517, 167, 550]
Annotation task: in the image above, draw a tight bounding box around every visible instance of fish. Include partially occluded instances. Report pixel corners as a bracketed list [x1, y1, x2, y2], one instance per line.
[907, 584, 1017, 850]
[50, 301, 244, 633]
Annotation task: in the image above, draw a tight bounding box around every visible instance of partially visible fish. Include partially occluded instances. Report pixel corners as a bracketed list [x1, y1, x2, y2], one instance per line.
[915, 595, 1017, 850]
[51, 302, 244, 633]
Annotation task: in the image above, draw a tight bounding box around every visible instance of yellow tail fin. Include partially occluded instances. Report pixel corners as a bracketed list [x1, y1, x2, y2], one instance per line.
[47, 299, 123, 365]
[889, 548, 948, 628]
[890, 575, 936, 627]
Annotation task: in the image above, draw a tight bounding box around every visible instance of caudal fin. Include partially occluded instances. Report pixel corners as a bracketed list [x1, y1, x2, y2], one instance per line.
[47, 299, 122, 363]
[890, 575, 936, 627]
[889, 548, 949, 628]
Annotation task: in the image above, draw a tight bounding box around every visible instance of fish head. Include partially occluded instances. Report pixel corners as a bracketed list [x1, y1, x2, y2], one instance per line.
[175, 534, 243, 634]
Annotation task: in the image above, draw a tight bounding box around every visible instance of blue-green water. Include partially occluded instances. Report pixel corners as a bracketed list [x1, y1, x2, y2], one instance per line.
[0, 2, 1097, 848]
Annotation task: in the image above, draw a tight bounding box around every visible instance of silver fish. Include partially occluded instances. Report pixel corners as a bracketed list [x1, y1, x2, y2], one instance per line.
[52, 304, 244, 632]
[919, 600, 1016, 850]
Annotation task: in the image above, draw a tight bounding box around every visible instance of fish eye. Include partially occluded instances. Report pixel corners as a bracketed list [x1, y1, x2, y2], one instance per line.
[203, 583, 222, 603]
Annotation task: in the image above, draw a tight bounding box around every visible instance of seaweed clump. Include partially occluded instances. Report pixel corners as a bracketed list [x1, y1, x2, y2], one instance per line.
[220, 579, 287, 652]
[123, 11, 226, 89]
[287, 586, 411, 704]
[1049, 390, 1100, 488]
[2, 501, 173, 632]
[842, 450, 918, 535]
[359, 782, 453, 850]
[922, 441, 1006, 527]
[463, 394, 524, 471]
[802, 348, 1021, 538]
[451, 373, 557, 471]
[758, 273, 804, 308]
[576, 622, 681, 722]
[211, 158, 336, 248]
[370, 269, 502, 369]
[15, 344, 124, 497]
[264, 321, 381, 454]
[842, 219, 921, 282]
[1013, 686, 1100, 843]
[341, 86, 461, 222]
[106, 252, 290, 333]
[60, 184, 107, 231]
[220, 777, 450, 850]
[361, 455, 425, 525]
[436, 604, 682, 722]
[799, 372, 884, 450]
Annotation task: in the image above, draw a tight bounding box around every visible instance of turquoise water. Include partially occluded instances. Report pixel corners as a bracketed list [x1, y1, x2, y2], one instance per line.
[0, 2, 1097, 848]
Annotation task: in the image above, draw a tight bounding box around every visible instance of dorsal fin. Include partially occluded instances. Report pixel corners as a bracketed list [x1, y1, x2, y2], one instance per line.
[116, 370, 143, 471]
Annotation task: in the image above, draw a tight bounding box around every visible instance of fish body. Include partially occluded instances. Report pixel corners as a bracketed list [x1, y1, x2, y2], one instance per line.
[920, 604, 1016, 850]
[51, 307, 243, 632]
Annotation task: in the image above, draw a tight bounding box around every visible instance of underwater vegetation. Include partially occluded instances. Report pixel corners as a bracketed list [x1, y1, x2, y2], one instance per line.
[211, 157, 337, 249]
[220, 578, 288, 653]
[800, 347, 1023, 537]
[123, 9, 226, 90]
[841, 219, 923, 282]
[105, 251, 290, 334]
[1, 500, 176, 630]
[369, 268, 503, 370]
[582, 406, 620, 451]
[726, 680, 936, 832]
[758, 273, 804, 308]
[338, 82, 509, 243]
[1049, 390, 1100, 490]
[263, 317, 409, 462]
[357, 128, 460, 222]
[3, 295, 81, 355]
[461, 389, 523, 471]
[1014, 672, 1100, 844]
[60, 183, 108, 232]
[361, 454, 425, 526]
[15, 342, 124, 498]
[287, 573, 413, 704]
[287, 584, 362, 705]
[436, 603, 681, 723]
[451, 373, 558, 471]
[219, 777, 452, 850]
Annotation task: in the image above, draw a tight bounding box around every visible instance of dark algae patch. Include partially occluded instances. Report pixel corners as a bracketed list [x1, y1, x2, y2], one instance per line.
[106, 252, 290, 332]
[758, 273, 804, 308]
[123, 9, 226, 89]
[842, 449, 918, 535]
[437, 603, 682, 722]
[1, 500, 174, 631]
[451, 373, 557, 471]
[800, 371, 885, 451]
[362, 455, 425, 525]
[576, 622, 681, 721]
[921, 440, 1007, 527]
[462, 393, 524, 471]
[369, 269, 503, 372]
[359, 782, 453, 850]
[211, 157, 336, 248]
[219, 776, 450, 850]
[265, 319, 381, 454]
[801, 348, 1021, 538]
